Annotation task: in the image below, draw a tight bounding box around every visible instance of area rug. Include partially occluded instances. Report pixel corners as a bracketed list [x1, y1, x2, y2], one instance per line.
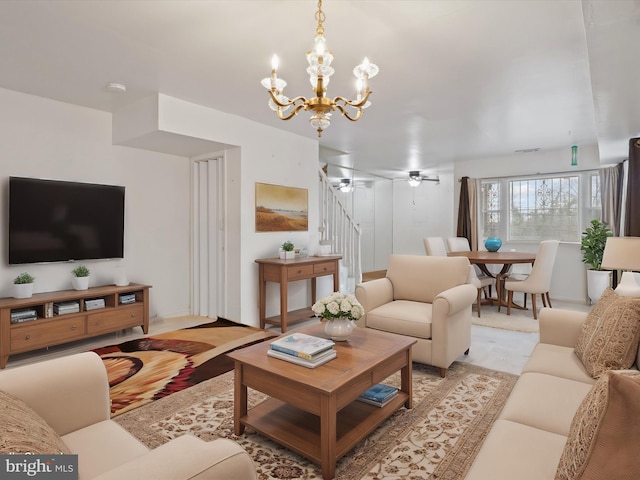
[92, 318, 278, 417]
[115, 361, 517, 479]
[472, 305, 540, 333]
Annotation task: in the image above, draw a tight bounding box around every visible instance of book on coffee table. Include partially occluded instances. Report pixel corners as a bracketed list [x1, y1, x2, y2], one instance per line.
[270, 332, 334, 360]
[357, 384, 399, 407]
[267, 347, 337, 368]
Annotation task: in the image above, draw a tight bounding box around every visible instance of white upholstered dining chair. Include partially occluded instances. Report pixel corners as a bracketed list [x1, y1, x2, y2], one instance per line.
[423, 237, 448, 257]
[446, 237, 494, 317]
[502, 240, 559, 320]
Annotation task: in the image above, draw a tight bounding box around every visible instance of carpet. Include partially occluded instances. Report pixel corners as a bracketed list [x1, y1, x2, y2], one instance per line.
[92, 318, 278, 417]
[472, 305, 540, 333]
[115, 361, 517, 479]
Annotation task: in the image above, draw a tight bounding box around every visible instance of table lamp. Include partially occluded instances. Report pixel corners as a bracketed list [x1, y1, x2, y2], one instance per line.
[601, 237, 640, 297]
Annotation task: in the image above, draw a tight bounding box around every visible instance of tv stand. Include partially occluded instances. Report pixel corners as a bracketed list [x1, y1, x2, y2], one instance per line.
[0, 283, 151, 368]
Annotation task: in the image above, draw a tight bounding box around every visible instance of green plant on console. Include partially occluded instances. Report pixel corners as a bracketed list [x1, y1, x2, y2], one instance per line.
[71, 265, 90, 277]
[580, 219, 613, 270]
[14, 272, 35, 284]
[281, 241, 294, 252]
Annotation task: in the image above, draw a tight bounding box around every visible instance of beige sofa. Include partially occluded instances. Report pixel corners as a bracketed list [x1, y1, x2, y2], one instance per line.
[355, 254, 478, 377]
[0, 352, 257, 480]
[464, 307, 640, 479]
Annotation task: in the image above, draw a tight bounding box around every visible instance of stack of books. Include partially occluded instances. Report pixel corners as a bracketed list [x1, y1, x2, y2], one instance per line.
[357, 384, 399, 407]
[268, 332, 336, 368]
[10, 308, 38, 324]
[85, 298, 106, 311]
[119, 293, 136, 304]
[53, 301, 80, 315]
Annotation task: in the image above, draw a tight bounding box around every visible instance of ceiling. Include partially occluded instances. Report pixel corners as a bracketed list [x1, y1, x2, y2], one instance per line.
[1, 1, 639, 182]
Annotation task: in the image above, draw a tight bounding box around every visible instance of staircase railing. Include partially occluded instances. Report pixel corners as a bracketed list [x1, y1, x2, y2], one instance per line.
[318, 168, 362, 292]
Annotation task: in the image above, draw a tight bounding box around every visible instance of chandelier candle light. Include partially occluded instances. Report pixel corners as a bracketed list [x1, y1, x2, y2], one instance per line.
[261, 0, 379, 137]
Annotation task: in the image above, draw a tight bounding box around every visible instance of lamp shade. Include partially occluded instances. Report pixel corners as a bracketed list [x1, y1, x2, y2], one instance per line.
[601, 237, 640, 271]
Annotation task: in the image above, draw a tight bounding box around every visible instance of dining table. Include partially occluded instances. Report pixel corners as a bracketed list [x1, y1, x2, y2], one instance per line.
[447, 250, 537, 309]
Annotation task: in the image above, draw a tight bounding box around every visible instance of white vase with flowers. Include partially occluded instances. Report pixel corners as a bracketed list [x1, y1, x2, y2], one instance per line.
[311, 292, 364, 341]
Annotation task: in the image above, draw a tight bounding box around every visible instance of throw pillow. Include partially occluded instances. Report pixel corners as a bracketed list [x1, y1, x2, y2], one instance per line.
[574, 287, 640, 378]
[0, 390, 71, 454]
[555, 370, 640, 480]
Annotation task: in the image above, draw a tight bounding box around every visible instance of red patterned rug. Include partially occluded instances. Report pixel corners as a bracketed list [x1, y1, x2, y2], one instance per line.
[92, 318, 277, 417]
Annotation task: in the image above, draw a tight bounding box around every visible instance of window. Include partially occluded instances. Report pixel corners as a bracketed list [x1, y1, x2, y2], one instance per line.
[480, 172, 600, 243]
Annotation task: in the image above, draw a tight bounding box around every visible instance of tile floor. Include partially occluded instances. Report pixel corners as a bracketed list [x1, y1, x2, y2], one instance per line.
[4, 299, 591, 375]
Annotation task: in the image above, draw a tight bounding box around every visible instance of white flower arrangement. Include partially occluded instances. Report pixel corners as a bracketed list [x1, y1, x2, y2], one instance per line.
[311, 292, 364, 321]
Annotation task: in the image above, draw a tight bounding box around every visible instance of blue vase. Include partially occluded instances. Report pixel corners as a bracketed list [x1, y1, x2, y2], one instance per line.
[484, 237, 502, 252]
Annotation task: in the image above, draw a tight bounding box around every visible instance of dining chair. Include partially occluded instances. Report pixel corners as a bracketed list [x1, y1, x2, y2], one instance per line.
[503, 240, 560, 319]
[423, 237, 448, 257]
[446, 237, 494, 317]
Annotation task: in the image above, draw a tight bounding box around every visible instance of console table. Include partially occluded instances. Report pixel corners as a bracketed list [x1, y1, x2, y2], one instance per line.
[0, 283, 151, 368]
[255, 255, 341, 333]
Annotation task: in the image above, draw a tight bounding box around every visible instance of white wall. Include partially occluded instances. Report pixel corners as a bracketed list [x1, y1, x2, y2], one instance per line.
[1, 90, 321, 328]
[393, 168, 456, 257]
[0, 88, 191, 319]
[120, 94, 321, 327]
[358, 145, 598, 303]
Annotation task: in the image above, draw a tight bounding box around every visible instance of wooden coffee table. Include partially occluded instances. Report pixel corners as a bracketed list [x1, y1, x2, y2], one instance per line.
[227, 323, 416, 480]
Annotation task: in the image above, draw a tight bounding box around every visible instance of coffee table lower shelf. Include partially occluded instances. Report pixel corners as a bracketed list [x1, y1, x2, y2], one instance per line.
[240, 392, 409, 464]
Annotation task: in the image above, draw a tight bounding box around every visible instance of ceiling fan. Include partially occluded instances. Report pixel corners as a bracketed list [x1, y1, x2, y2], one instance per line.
[333, 178, 354, 193]
[402, 171, 440, 187]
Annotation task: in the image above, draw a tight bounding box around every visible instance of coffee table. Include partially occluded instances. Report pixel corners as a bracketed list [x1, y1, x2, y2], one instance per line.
[227, 323, 416, 480]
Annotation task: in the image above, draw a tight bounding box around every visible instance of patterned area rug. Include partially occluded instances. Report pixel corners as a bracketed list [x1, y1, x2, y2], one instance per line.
[92, 318, 277, 417]
[115, 361, 517, 479]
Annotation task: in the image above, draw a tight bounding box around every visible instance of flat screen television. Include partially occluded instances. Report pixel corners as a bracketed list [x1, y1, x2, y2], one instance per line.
[8, 177, 125, 264]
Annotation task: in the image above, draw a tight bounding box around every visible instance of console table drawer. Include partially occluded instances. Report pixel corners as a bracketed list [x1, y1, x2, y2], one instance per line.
[88, 306, 144, 334]
[314, 262, 336, 275]
[11, 317, 86, 352]
[287, 265, 314, 281]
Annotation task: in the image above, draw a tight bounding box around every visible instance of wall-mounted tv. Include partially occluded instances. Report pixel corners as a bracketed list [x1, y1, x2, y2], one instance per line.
[8, 177, 125, 264]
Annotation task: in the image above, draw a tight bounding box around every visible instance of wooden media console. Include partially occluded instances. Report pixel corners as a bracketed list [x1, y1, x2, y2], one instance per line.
[0, 283, 151, 368]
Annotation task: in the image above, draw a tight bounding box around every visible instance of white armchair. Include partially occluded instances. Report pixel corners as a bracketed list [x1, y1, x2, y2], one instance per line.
[0, 352, 257, 479]
[355, 254, 477, 377]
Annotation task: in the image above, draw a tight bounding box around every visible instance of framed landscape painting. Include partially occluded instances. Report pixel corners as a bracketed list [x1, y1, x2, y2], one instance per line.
[255, 182, 308, 232]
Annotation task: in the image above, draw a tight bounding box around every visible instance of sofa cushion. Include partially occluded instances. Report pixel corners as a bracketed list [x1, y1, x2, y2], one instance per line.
[92, 436, 257, 480]
[555, 370, 640, 480]
[464, 419, 568, 480]
[0, 389, 71, 454]
[522, 343, 596, 385]
[62, 420, 149, 479]
[574, 288, 640, 378]
[366, 300, 432, 339]
[499, 372, 594, 437]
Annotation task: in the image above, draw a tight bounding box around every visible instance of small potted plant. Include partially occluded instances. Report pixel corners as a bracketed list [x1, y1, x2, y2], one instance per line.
[71, 265, 90, 291]
[13, 272, 35, 298]
[580, 219, 613, 304]
[280, 241, 295, 260]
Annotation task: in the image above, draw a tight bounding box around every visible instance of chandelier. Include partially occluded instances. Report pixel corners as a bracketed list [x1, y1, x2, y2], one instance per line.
[260, 0, 379, 137]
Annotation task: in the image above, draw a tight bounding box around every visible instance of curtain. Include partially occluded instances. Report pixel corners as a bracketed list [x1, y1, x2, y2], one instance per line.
[625, 138, 640, 237]
[457, 177, 472, 246]
[469, 179, 479, 250]
[456, 176, 480, 249]
[599, 162, 624, 236]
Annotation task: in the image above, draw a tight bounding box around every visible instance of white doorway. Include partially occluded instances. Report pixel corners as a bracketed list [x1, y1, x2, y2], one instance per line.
[192, 156, 226, 318]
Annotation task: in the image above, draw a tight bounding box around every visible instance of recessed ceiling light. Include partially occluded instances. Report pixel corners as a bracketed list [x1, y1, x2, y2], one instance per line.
[514, 148, 540, 153]
[104, 82, 127, 93]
